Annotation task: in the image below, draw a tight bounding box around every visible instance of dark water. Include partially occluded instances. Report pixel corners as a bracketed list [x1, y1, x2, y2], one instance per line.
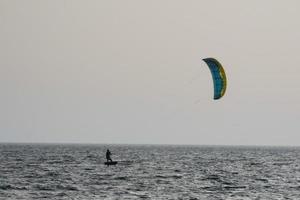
[1, 144, 300, 199]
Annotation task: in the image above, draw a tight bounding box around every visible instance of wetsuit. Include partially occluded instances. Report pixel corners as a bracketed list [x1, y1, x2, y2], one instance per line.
[106, 150, 112, 162]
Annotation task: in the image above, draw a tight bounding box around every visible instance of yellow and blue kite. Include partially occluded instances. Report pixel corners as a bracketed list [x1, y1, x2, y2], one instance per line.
[203, 58, 227, 100]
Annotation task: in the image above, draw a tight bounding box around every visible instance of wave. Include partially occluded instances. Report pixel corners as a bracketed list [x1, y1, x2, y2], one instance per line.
[0, 184, 27, 191]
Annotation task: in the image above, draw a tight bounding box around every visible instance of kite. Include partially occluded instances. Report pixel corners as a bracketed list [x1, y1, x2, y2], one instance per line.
[203, 58, 227, 100]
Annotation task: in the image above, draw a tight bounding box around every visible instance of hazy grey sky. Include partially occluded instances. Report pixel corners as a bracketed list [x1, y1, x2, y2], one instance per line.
[1, 1, 300, 145]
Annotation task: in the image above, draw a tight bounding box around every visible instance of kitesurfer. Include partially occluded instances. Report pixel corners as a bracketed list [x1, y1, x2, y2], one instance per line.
[106, 149, 113, 162]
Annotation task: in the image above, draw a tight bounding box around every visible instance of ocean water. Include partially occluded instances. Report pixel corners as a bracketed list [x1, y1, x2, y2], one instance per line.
[0, 144, 300, 199]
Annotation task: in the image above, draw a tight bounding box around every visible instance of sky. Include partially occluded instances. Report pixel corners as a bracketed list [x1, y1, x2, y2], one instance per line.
[1, 1, 300, 146]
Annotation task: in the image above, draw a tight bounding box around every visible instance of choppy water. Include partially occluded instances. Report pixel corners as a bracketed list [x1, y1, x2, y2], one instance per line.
[1, 144, 300, 199]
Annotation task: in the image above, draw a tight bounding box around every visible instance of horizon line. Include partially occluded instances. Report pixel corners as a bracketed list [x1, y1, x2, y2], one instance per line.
[0, 141, 299, 148]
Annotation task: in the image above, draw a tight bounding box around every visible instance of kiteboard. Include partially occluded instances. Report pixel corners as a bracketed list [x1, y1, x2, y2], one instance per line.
[104, 161, 118, 166]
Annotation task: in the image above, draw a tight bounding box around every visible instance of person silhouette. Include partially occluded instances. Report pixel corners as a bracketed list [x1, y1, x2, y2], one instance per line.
[106, 149, 112, 162]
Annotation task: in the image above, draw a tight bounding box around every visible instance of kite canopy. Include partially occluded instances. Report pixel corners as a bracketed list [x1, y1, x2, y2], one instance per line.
[203, 58, 227, 100]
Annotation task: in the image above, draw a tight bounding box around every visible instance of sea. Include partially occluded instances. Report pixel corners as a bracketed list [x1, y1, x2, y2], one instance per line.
[0, 144, 300, 200]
